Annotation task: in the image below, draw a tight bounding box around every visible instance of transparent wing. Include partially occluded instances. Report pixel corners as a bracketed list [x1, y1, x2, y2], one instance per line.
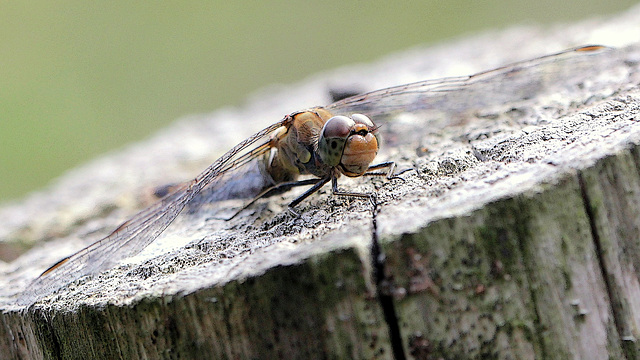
[325, 45, 613, 119]
[18, 117, 291, 305]
[19, 45, 613, 304]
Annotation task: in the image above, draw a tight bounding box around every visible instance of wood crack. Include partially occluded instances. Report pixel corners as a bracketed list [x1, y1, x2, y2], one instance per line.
[371, 201, 406, 360]
[577, 171, 633, 359]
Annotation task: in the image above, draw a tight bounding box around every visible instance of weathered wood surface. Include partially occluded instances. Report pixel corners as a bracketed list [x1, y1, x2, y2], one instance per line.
[2, 6, 640, 360]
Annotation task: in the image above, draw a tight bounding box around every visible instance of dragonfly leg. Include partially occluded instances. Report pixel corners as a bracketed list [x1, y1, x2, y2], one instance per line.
[222, 178, 322, 220]
[287, 176, 332, 216]
[362, 161, 413, 180]
[290, 171, 388, 216]
[224, 162, 408, 221]
[330, 175, 377, 209]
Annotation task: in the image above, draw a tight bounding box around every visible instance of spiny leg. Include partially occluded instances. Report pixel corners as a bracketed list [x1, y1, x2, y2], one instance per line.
[287, 176, 332, 216]
[330, 161, 412, 211]
[222, 178, 322, 220]
[330, 175, 377, 210]
[362, 161, 413, 180]
[225, 163, 411, 220]
[289, 173, 382, 217]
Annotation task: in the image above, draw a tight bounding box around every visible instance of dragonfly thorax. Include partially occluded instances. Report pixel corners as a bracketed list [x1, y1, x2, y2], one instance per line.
[318, 114, 379, 177]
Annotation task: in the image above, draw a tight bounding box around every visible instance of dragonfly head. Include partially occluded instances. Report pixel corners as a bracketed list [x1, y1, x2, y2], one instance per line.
[318, 114, 379, 177]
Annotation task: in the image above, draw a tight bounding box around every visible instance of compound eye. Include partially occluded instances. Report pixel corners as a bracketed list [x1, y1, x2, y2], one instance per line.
[350, 114, 374, 128]
[322, 115, 355, 139]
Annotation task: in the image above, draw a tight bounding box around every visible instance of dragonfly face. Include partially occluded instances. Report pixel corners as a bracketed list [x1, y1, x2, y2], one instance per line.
[269, 110, 380, 181]
[17, 45, 611, 305]
[318, 114, 379, 177]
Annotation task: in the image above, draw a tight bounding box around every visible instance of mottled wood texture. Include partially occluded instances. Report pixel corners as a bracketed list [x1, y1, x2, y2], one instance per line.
[2, 6, 640, 360]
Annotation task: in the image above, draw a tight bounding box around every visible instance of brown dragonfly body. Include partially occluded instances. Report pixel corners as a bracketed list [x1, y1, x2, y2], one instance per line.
[18, 45, 610, 304]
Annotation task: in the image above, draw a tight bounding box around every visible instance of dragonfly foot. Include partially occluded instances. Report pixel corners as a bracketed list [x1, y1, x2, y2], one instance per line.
[389, 167, 416, 181]
[287, 206, 301, 218]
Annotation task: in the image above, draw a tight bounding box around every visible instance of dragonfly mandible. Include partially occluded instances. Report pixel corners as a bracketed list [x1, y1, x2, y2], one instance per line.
[17, 44, 611, 304]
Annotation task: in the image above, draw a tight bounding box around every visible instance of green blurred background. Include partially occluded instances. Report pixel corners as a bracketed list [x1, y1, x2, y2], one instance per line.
[0, 1, 636, 202]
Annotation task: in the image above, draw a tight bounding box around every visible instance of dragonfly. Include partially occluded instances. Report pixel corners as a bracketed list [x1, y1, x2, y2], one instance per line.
[17, 45, 611, 304]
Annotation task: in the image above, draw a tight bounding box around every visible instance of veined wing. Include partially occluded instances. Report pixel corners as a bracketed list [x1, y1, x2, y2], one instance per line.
[19, 45, 612, 304]
[18, 117, 291, 305]
[325, 45, 613, 119]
